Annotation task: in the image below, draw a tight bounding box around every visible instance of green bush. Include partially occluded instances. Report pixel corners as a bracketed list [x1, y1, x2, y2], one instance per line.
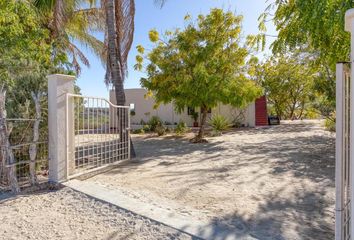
[209, 115, 231, 133]
[175, 121, 187, 135]
[155, 125, 166, 136]
[132, 128, 145, 134]
[148, 116, 162, 131]
[325, 118, 335, 132]
[143, 124, 151, 132]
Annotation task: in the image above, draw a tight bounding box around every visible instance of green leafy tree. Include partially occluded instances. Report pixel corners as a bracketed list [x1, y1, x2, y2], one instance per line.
[0, 0, 52, 113]
[136, 9, 262, 141]
[255, 55, 315, 120]
[260, 0, 354, 119]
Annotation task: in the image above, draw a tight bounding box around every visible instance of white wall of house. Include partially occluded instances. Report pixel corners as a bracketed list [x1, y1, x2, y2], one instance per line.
[110, 89, 256, 127]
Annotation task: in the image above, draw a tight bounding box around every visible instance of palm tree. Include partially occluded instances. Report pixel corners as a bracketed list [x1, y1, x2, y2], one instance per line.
[103, 0, 166, 104]
[103, 0, 165, 157]
[33, 0, 105, 75]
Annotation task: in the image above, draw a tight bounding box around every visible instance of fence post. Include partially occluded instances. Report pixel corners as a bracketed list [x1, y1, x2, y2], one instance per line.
[48, 74, 75, 183]
[335, 63, 344, 240]
[345, 9, 354, 240]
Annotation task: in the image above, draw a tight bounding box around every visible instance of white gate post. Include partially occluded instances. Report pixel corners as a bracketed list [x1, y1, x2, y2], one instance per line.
[345, 9, 354, 239]
[48, 74, 75, 183]
[336, 63, 344, 240]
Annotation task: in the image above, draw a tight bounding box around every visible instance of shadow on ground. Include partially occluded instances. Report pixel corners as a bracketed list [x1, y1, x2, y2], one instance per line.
[90, 122, 336, 240]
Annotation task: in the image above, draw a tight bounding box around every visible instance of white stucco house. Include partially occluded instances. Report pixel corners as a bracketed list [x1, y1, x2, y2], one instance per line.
[110, 89, 268, 128]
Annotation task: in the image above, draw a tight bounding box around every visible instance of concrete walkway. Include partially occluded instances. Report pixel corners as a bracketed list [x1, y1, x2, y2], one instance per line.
[64, 179, 256, 240]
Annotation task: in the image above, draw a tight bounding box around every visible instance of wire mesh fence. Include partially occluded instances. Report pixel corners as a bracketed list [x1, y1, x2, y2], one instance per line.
[67, 94, 130, 178]
[0, 119, 48, 192]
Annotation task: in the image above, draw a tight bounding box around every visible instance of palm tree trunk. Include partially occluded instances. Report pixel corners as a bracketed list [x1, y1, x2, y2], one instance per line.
[105, 0, 135, 158]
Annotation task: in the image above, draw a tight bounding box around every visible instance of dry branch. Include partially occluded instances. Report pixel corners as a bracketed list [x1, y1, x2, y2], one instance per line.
[0, 86, 19, 193]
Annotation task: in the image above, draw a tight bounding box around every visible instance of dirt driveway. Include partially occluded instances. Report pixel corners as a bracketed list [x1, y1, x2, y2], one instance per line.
[89, 120, 335, 240]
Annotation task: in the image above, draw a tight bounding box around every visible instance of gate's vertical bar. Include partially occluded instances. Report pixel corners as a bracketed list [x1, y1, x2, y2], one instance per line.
[128, 106, 131, 160]
[336, 63, 344, 240]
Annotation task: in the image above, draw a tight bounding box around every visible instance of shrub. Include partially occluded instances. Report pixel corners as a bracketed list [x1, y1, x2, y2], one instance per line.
[303, 107, 320, 119]
[132, 128, 145, 134]
[325, 118, 335, 132]
[155, 125, 166, 136]
[143, 124, 151, 132]
[140, 119, 146, 125]
[175, 121, 187, 135]
[209, 115, 231, 133]
[148, 116, 162, 131]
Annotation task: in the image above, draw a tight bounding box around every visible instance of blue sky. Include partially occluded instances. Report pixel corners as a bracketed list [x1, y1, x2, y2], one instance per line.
[76, 0, 276, 98]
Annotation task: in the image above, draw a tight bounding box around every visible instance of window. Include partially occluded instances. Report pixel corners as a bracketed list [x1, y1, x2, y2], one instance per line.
[187, 107, 195, 115]
[129, 103, 135, 111]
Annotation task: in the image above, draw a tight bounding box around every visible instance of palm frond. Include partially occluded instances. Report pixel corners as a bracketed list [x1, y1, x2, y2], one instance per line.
[67, 42, 90, 75]
[154, 0, 166, 8]
[73, 8, 106, 31]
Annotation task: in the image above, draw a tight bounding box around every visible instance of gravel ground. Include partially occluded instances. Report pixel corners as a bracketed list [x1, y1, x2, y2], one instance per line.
[88, 120, 335, 240]
[0, 187, 194, 240]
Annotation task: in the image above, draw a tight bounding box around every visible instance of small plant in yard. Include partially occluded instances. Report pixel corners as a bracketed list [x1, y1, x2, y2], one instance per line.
[132, 128, 145, 134]
[209, 115, 231, 135]
[143, 124, 151, 132]
[175, 121, 187, 135]
[148, 116, 162, 131]
[155, 125, 166, 136]
[325, 118, 335, 132]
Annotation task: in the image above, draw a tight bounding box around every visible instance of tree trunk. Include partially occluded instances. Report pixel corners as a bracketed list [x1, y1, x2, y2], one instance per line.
[0, 87, 19, 193]
[105, 0, 135, 158]
[29, 92, 41, 185]
[298, 100, 305, 120]
[192, 106, 208, 143]
[289, 101, 297, 120]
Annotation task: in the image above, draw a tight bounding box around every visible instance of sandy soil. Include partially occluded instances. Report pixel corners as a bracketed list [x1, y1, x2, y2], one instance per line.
[0, 187, 193, 240]
[88, 120, 335, 240]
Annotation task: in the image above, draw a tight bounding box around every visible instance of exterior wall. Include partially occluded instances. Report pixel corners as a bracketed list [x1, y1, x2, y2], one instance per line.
[212, 103, 255, 127]
[110, 89, 256, 127]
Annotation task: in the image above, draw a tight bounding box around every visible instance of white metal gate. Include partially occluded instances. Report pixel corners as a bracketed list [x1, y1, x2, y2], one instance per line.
[336, 62, 351, 240]
[66, 94, 130, 178]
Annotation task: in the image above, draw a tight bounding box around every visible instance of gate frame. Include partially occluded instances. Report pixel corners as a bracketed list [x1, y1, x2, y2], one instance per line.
[48, 74, 130, 183]
[336, 8, 354, 240]
[336, 62, 351, 240]
[65, 93, 131, 179]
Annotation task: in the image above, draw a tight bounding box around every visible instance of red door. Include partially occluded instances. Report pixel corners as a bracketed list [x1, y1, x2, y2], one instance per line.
[255, 96, 268, 126]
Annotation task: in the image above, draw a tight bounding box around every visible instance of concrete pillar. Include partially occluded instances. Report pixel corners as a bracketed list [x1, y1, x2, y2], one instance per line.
[345, 9, 354, 240]
[48, 74, 75, 183]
